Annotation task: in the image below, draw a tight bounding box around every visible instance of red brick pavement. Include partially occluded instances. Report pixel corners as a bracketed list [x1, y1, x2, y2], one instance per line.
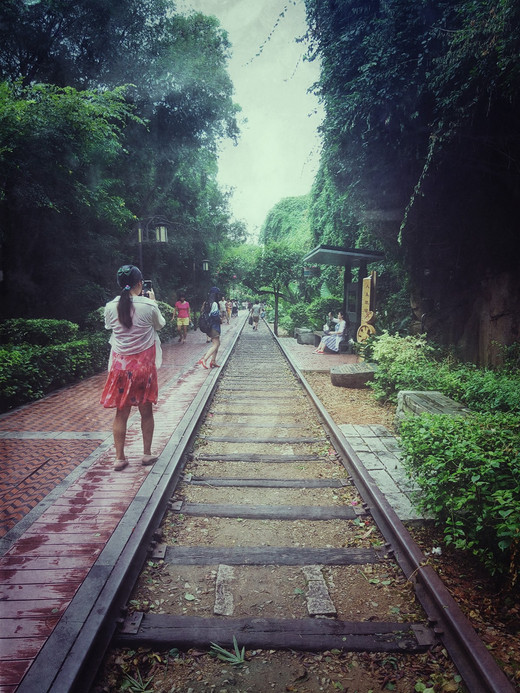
[0, 440, 102, 536]
[0, 326, 228, 539]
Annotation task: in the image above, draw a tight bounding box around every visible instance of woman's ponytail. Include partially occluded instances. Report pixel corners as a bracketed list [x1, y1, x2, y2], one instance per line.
[116, 265, 143, 329]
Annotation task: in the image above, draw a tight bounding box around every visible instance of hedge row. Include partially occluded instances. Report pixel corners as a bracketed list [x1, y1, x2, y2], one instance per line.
[366, 331, 520, 412]
[400, 413, 520, 583]
[0, 308, 178, 413]
[0, 333, 110, 412]
[0, 318, 79, 345]
[367, 332, 520, 582]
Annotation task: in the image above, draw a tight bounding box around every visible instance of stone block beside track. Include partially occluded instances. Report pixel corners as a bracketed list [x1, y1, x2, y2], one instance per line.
[330, 362, 377, 388]
[394, 390, 471, 430]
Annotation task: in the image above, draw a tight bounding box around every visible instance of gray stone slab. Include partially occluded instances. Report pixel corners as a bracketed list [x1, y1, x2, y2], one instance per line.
[214, 565, 235, 616]
[395, 390, 471, 429]
[338, 424, 360, 437]
[361, 424, 392, 437]
[330, 363, 377, 388]
[376, 451, 404, 472]
[0, 430, 110, 440]
[302, 565, 336, 617]
[384, 494, 424, 522]
[342, 436, 371, 453]
[365, 438, 394, 454]
[365, 470, 402, 496]
[355, 452, 386, 470]
[379, 437, 402, 454]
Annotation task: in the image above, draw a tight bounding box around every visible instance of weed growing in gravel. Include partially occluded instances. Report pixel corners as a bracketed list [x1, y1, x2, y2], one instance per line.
[210, 636, 246, 665]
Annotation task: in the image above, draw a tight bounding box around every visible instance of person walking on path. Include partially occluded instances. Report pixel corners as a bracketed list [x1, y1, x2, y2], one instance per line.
[314, 310, 349, 354]
[100, 265, 166, 471]
[174, 292, 190, 343]
[197, 286, 222, 369]
[219, 295, 227, 325]
[250, 300, 262, 330]
[225, 298, 232, 324]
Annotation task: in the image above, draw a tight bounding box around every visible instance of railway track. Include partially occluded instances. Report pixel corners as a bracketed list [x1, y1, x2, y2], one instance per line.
[30, 320, 512, 692]
[92, 324, 512, 693]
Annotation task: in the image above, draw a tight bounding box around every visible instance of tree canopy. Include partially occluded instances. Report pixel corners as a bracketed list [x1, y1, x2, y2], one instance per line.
[0, 0, 241, 321]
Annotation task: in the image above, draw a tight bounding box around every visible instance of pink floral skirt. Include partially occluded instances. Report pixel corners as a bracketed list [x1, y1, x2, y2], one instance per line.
[100, 345, 158, 409]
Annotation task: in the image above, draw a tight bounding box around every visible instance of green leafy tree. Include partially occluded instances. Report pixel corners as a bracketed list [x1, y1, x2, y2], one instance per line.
[304, 0, 520, 362]
[0, 1, 242, 322]
[242, 242, 302, 336]
[0, 81, 140, 320]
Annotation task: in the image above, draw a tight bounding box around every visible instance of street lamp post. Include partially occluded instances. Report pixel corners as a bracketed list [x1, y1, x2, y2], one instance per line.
[136, 217, 170, 275]
[193, 259, 210, 308]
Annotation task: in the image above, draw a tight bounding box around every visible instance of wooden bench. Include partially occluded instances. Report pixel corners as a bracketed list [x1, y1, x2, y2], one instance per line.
[394, 390, 471, 430]
[314, 331, 351, 353]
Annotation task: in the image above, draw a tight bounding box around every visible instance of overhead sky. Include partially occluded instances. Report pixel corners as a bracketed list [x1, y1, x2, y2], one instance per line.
[176, 0, 324, 239]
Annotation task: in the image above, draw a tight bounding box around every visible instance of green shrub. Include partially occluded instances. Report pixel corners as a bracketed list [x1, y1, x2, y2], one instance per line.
[287, 302, 311, 332]
[0, 347, 47, 409]
[367, 332, 439, 402]
[0, 336, 111, 412]
[307, 297, 343, 330]
[84, 307, 105, 333]
[368, 332, 520, 413]
[156, 300, 176, 342]
[400, 412, 520, 582]
[0, 318, 78, 345]
[456, 368, 520, 413]
[274, 301, 309, 334]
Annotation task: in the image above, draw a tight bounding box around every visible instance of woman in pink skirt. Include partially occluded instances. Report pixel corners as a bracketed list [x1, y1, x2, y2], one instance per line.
[100, 265, 166, 471]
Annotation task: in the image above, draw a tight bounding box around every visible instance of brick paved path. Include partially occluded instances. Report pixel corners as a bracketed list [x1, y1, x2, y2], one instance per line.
[0, 325, 234, 539]
[0, 323, 359, 539]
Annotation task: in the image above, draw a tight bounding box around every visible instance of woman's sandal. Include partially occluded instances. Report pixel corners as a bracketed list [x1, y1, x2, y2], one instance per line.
[141, 455, 158, 466]
[210, 362, 220, 368]
[114, 459, 128, 471]
[196, 358, 209, 369]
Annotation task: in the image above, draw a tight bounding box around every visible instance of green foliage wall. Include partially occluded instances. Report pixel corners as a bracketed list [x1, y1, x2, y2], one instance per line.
[0, 0, 241, 324]
[304, 0, 520, 361]
[259, 195, 312, 250]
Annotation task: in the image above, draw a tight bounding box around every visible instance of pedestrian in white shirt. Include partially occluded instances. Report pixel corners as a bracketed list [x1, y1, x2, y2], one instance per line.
[100, 265, 165, 471]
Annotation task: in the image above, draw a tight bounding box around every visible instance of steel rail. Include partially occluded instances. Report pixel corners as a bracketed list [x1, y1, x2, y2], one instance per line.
[16, 320, 246, 693]
[274, 329, 515, 693]
[20, 318, 514, 692]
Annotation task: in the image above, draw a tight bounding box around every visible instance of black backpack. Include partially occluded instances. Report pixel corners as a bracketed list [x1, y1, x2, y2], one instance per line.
[198, 303, 211, 334]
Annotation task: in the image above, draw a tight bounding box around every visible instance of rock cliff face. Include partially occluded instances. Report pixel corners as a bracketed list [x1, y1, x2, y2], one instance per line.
[409, 270, 520, 366]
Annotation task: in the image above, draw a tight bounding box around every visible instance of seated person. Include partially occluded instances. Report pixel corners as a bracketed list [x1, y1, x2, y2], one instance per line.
[314, 311, 348, 353]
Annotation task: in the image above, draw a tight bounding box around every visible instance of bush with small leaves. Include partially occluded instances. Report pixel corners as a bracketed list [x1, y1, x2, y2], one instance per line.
[400, 412, 520, 582]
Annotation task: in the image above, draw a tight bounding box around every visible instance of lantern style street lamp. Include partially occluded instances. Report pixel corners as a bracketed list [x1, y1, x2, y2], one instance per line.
[136, 217, 169, 274]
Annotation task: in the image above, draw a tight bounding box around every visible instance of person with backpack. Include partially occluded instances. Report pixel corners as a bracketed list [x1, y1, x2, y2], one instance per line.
[197, 286, 222, 368]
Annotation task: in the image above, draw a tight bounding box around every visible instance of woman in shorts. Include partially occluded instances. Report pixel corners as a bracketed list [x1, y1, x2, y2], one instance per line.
[174, 293, 191, 343]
